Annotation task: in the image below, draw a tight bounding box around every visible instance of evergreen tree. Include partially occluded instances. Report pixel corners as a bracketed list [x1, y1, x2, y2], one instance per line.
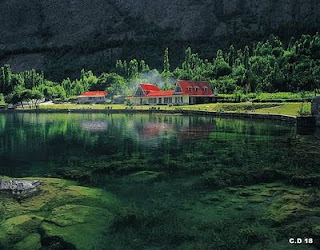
[163, 48, 170, 73]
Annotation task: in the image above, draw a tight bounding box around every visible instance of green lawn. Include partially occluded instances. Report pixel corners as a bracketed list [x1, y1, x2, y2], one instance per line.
[36, 102, 311, 117]
[38, 104, 129, 110]
[249, 103, 311, 116]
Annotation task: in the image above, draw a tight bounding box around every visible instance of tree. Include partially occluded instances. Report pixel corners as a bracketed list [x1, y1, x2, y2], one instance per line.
[0, 65, 12, 95]
[79, 70, 98, 91]
[5, 85, 26, 107]
[128, 59, 139, 79]
[163, 48, 170, 73]
[243, 46, 250, 69]
[106, 73, 127, 100]
[312, 65, 320, 95]
[227, 45, 236, 68]
[0, 94, 5, 105]
[29, 90, 44, 108]
[214, 50, 232, 78]
[139, 60, 150, 74]
[62, 78, 73, 97]
[92, 73, 113, 91]
[74, 81, 85, 96]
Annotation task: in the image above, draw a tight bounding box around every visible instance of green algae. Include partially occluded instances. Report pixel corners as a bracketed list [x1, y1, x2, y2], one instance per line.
[0, 215, 43, 246]
[0, 176, 118, 249]
[125, 171, 164, 183]
[14, 233, 41, 250]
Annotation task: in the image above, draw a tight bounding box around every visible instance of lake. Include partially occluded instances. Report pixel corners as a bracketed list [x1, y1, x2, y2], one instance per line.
[0, 113, 319, 249]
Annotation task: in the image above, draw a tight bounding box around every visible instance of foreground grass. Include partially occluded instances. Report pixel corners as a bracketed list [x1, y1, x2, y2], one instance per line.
[36, 102, 311, 117]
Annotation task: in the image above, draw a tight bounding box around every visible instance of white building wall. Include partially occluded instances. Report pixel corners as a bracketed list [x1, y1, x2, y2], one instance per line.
[78, 96, 106, 104]
[129, 95, 190, 105]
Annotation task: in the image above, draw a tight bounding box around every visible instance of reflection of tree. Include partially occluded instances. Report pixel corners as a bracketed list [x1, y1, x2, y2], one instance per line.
[0, 113, 314, 181]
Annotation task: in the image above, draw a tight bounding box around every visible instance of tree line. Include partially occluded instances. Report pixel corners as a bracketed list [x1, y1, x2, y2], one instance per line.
[0, 33, 319, 105]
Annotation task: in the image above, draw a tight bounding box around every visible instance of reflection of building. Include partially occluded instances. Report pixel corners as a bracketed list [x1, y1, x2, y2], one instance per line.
[128, 80, 215, 105]
[179, 123, 215, 140]
[132, 117, 215, 140]
[78, 91, 108, 104]
[80, 120, 108, 132]
[136, 123, 173, 138]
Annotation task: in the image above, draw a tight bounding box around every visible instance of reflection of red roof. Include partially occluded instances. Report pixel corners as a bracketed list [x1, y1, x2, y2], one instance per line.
[178, 80, 213, 96]
[139, 123, 172, 138]
[79, 91, 107, 97]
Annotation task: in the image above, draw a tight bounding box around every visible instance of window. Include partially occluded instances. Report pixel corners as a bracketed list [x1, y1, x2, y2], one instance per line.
[149, 98, 156, 104]
[175, 86, 182, 93]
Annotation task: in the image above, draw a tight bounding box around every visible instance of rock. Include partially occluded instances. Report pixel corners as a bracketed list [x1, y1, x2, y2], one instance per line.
[0, 0, 319, 80]
[0, 180, 41, 195]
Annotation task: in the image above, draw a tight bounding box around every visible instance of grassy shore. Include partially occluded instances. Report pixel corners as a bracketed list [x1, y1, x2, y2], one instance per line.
[35, 102, 311, 117]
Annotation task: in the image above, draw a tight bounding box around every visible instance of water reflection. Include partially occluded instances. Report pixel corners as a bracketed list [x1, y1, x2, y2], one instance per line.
[0, 113, 300, 177]
[134, 122, 172, 138]
[80, 120, 108, 132]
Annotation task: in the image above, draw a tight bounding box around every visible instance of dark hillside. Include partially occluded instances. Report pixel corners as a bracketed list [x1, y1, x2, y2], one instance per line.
[0, 0, 319, 80]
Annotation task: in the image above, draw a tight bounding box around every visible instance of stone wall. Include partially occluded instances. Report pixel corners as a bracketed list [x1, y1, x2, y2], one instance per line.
[312, 97, 320, 127]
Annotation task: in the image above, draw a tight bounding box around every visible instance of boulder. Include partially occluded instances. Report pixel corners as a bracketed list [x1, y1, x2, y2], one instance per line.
[0, 180, 41, 195]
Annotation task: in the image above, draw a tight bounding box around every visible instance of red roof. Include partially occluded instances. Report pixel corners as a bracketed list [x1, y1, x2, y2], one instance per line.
[140, 83, 160, 92]
[177, 80, 213, 96]
[79, 91, 107, 97]
[139, 83, 173, 97]
[146, 90, 174, 97]
[131, 81, 213, 98]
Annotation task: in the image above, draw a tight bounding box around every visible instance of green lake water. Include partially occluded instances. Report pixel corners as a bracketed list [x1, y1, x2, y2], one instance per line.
[0, 113, 319, 249]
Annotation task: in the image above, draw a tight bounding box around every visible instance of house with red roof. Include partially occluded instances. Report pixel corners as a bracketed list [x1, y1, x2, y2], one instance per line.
[128, 80, 215, 105]
[78, 91, 108, 104]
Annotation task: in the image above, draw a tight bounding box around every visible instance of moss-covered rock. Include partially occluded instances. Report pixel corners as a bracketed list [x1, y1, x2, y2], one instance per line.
[14, 233, 41, 250]
[0, 176, 118, 250]
[0, 214, 43, 246]
[313, 225, 320, 235]
[266, 192, 320, 224]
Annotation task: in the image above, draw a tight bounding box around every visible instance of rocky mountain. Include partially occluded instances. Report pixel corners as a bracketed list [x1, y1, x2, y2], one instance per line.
[0, 0, 319, 80]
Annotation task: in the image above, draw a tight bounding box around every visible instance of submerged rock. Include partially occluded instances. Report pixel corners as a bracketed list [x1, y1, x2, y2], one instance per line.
[0, 180, 41, 195]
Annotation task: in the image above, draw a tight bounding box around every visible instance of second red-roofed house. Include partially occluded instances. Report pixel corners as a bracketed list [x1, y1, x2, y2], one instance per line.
[78, 91, 108, 104]
[129, 80, 215, 105]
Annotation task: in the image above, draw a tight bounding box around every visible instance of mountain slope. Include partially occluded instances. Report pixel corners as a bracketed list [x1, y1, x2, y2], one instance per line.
[0, 0, 319, 80]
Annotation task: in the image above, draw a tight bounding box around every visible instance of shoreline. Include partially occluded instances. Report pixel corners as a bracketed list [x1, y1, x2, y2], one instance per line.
[0, 108, 298, 124]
